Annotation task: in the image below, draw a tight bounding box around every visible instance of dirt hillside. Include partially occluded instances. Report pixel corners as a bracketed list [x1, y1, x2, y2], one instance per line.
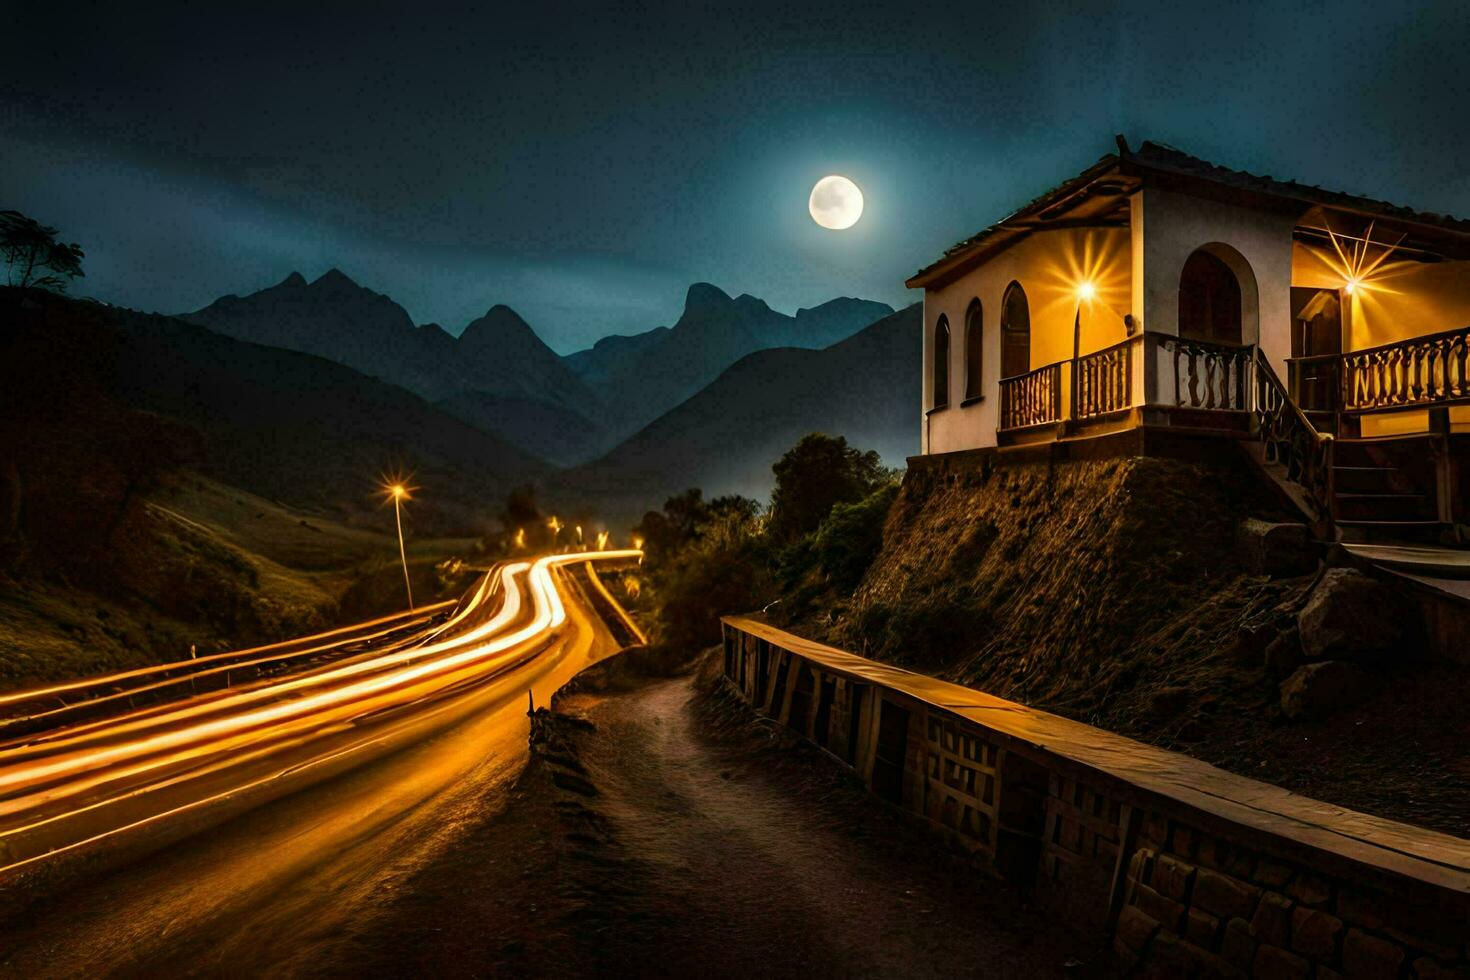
[789, 454, 1469, 837]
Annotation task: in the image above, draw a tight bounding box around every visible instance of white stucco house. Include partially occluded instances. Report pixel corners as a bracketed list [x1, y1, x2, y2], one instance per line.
[907, 138, 1470, 541]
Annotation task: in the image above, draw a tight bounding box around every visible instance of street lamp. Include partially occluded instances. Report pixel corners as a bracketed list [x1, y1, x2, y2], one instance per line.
[385, 482, 414, 609]
[547, 515, 563, 547]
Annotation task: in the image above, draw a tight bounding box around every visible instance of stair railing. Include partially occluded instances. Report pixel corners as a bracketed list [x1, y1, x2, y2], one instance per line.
[1249, 348, 1334, 532]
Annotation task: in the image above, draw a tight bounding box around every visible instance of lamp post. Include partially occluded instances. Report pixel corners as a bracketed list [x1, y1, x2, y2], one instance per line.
[1071, 281, 1096, 420]
[388, 483, 414, 609]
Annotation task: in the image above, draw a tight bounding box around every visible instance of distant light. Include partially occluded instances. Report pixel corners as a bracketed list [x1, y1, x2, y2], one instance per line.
[1345, 279, 1359, 295]
[391, 484, 407, 499]
[632, 535, 644, 551]
[1077, 281, 1097, 301]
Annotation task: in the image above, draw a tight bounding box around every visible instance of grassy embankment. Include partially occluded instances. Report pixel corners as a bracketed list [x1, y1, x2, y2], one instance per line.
[0, 474, 480, 692]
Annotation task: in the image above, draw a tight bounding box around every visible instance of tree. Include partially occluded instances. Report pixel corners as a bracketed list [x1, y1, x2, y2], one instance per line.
[767, 433, 890, 543]
[1, 210, 85, 291]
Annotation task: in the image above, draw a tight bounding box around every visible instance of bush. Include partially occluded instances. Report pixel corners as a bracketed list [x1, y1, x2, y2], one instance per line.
[812, 483, 898, 590]
[648, 509, 774, 653]
[767, 433, 890, 543]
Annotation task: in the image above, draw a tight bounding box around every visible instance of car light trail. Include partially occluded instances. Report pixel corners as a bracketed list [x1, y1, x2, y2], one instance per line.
[0, 550, 641, 876]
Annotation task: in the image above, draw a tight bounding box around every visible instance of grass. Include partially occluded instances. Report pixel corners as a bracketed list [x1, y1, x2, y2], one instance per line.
[0, 473, 487, 691]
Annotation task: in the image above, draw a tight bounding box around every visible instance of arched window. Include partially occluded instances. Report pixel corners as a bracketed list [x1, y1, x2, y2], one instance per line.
[1001, 282, 1030, 379]
[964, 299, 983, 400]
[933, 315, 950, 408]
[1179, 250, 1242, 344]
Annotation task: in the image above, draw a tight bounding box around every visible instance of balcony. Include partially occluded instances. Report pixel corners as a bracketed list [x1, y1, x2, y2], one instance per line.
[998, 336, 1137, 438]
[1288, 324, 1470, 434]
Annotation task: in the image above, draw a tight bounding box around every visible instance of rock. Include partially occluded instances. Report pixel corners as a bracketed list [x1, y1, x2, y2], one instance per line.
[1229, 623, 1275, 667]
[1279, 661, 1373, 720]
[1237, 519, 1317, 578]
[1342, 928, 1405, 980]
[1264, 628, 1303, 677]
[1297, 568, 1413, 664]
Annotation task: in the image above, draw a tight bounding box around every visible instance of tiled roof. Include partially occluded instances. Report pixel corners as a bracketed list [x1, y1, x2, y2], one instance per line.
[908, 137, 1470, 288]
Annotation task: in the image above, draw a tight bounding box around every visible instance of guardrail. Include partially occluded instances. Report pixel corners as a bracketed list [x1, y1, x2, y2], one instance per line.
[720, 616, 1470, 976]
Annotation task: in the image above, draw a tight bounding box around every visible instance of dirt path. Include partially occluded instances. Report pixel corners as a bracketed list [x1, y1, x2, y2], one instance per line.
[336, 668, 1096, 978]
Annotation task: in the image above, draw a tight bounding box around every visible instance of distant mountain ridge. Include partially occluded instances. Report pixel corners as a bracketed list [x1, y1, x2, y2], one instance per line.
[185, 272, 892, 464]
[562, 303, 920, 523]
[567, 283, 893, 436]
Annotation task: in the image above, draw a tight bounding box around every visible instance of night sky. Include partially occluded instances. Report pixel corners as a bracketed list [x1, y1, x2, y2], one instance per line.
[6, 1, 1470, 352]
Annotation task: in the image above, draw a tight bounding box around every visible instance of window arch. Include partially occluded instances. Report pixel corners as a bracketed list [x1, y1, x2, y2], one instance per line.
[1001, 282, 1030, 379]
[964, 299, 983, 400]
[933, 315, 950, 408]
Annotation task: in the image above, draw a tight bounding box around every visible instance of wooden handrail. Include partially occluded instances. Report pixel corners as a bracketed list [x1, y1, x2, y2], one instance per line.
[1249, 347, 1334, 530]
[1254, 350, 1327, 443]
[1331, 322, 1470, 360]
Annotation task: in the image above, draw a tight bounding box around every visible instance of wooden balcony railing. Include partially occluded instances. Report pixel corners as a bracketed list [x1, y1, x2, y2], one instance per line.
[1074, 337, 1134, 420]
[1342, 325, 1470, 412]
[1160, 337, 1251, 410]
[998, 362, 1062, 431]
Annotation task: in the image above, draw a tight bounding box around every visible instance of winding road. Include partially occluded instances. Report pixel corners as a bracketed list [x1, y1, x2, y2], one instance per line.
[0, 550, 642, 976]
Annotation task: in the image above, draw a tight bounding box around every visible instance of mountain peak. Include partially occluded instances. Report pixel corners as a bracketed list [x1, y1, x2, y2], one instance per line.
[683, 282, 732, 316]
[280, 271, 307, 288]
[312, 268, 357, 289]
[459, 304, 541, 347]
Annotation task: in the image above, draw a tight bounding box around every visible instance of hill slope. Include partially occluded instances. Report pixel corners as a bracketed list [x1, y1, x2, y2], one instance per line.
[564, 303, 919, 520]
[10, 289, 546, 535]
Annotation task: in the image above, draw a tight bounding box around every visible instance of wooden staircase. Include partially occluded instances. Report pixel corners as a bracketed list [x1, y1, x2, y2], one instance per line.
[1245, 350, 1452, 545]
[1330, 435, 1446, 543]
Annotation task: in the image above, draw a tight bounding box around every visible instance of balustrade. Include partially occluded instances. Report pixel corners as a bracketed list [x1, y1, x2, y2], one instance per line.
[998, 362, 1062, 430]
[1074, 338, 1133, 420]
[1340, 325, 1470, 412]
[1162, 337, 1251, 410]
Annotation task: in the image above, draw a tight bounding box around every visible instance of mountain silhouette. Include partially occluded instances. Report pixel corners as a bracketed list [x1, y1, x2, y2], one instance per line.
[184, 270, 609, 457]
[563, 303, 920, 523]
[188, 273, 892, 463]
[570, 284, 893, 437]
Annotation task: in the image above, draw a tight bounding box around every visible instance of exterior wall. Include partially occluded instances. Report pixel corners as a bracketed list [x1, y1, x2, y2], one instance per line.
[720, 618, 1470, 978]
[1135, 187, 1296, 380]
[921, 226, 1131, 455]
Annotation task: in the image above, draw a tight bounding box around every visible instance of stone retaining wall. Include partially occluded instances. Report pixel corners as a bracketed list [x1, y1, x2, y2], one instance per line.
[720, 618, 1470, 978]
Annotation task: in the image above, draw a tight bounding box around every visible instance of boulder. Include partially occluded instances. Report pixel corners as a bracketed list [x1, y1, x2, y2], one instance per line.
[1263, 628, 1303, 678]
[1236, 519, 1317, 578]
[1279, 661, 1372, 720]
[1228, 623, 1274, 667]
[1297, 568, 1412, 664]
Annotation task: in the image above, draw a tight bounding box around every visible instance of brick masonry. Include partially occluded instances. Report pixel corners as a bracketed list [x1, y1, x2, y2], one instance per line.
[721, 619, 1470, 979]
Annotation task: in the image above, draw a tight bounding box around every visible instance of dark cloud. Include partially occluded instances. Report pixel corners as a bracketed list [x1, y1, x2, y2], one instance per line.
[5, 0, 1469, 351]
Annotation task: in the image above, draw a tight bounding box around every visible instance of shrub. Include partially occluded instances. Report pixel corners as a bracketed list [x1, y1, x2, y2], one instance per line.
[812, 483, 898, 590]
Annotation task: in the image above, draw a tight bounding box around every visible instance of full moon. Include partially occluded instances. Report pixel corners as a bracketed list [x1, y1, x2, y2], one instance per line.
[809, 175, 864, 230]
